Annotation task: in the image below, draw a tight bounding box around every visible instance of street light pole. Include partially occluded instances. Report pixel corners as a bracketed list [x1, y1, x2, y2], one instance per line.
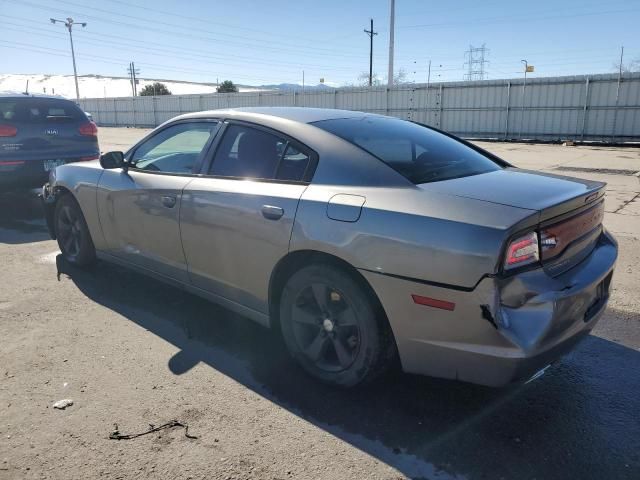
[50, 17, 87, 101]
[520, 59, 528, 140]
[387, 0, 395, 87]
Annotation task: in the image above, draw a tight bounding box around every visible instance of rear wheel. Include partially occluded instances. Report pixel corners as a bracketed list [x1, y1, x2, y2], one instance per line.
[279, 264, 394, 387]
[54, 194, 96, 267]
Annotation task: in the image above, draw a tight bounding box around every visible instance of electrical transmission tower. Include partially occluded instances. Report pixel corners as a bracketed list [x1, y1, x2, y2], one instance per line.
[463, 44, 489, 81]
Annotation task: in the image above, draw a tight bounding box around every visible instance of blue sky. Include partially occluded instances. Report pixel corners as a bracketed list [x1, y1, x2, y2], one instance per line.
[1, 0, 639, 86]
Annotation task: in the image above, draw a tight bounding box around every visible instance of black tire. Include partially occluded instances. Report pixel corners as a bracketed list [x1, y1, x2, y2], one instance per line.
[279, 264, 395, 387]
[54, 194, 96, 267]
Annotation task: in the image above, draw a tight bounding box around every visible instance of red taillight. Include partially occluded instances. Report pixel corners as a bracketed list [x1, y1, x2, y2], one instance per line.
[78, 121, 98, 137]
[504, 232, 540, 270]
[78, 155, 99, 161]
[0, 124, 17, 137]
[0, 160, 25, 166]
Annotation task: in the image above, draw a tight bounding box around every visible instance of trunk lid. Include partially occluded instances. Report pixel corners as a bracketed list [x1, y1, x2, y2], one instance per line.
[420, 167, 607, 276]
[420, 167, 605, 223]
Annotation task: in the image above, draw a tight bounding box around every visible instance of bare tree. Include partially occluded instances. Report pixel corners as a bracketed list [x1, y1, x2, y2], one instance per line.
[613, 58, 640, 74]
[355, 68, 408, 87]
[357, 71, 383, 86]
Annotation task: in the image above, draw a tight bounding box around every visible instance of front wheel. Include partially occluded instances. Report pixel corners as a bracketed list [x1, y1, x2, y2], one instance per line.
[54, 194, 96, 267]
[279, 264, 395, 387]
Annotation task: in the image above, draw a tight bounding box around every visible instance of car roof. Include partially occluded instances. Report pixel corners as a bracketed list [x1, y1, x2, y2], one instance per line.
[175, 107, 371, 124]
[0, 93, 70, 100]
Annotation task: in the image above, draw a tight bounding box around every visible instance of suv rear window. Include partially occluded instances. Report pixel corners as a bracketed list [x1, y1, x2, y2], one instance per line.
[0, 98, 85, 123]
[27, 99, 85, 123]
[312, 116, 501, 184]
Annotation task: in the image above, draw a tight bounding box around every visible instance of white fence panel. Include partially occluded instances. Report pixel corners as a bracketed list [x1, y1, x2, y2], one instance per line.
[80, 73, 640, 142]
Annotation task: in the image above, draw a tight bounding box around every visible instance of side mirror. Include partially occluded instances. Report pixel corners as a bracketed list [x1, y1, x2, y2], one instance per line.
[100, 151, 125, 170]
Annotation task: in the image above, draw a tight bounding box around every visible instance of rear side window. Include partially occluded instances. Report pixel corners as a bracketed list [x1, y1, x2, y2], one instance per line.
[210, 124, 310, 181]
[0, 101, 18, 121]
[313, 116, 501, 184]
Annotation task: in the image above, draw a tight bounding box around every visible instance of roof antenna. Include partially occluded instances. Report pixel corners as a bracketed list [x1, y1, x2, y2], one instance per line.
[24, 79, 29, 95]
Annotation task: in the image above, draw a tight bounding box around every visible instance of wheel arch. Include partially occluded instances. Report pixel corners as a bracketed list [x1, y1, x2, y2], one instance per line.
[43, 185, 74, 240]
[268, 250, 394, 339]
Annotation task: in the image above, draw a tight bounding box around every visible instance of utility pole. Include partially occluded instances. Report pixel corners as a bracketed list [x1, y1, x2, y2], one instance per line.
[387, 0, 395, 87]
[364, 18, 378, 86]
[127, 62, 140, 96]
[50, 17, 87, 101]
[520, 59, 528, 139]
[612, 46, 624, 141]
[426, 60, 441, 87]
[302, 70, 305, 107]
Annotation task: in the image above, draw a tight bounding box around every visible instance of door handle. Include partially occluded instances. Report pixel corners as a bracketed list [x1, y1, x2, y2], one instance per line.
[161, 195, 177, 208]
[261, 205, 284, 220]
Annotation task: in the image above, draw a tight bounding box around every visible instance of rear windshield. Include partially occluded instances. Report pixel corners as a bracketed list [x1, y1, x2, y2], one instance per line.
[313, 116, 501, 184]
[0, 98, 85, 123]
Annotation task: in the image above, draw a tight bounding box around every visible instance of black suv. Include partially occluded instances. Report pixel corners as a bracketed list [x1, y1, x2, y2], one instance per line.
[0, 94, 99, 192]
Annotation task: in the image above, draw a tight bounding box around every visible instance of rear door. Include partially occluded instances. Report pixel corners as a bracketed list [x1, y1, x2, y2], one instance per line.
[97, 120, 220, 282]
[180, 121, 316, 314]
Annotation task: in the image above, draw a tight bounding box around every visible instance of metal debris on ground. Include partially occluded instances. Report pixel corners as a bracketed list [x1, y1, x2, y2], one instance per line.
[53, 399, 73, 410]
[109, 420, 198, 440]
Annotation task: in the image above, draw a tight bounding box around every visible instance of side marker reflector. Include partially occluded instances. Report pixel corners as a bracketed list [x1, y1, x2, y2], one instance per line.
[411, 294, 455, 311]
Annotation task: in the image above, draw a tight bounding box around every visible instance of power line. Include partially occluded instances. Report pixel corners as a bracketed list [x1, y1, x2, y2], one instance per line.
[1, 19, 368, 74]
[399, 3, 640, 29]
[11, 0, 372, 61]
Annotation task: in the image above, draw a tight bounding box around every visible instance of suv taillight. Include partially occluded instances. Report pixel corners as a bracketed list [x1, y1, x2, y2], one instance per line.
[0, 124, 17, 137]
[504, 231, 540, 270]
[78, 121, 98, 137]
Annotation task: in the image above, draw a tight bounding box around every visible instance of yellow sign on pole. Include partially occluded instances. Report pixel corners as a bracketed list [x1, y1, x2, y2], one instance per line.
[526, 65, 535, 73]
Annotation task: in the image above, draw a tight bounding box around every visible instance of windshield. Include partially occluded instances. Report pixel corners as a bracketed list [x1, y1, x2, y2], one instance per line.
[312, 116, 502, 184]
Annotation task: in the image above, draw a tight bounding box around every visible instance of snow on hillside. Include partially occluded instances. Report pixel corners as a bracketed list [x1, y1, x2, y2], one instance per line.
[0, 74, 266, 99]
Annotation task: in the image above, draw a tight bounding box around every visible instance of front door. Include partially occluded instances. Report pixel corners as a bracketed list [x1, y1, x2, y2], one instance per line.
[97, 120, 219, 282]
[180, 122, 315, 314]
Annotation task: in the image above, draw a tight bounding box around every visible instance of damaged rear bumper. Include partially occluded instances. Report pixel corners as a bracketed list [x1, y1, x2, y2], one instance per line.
[360, 230, 617, 387]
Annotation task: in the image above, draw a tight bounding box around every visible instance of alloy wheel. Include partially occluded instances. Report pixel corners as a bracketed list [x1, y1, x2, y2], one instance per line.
[291, 282, 361, 372]
[56, 205, 82, 259]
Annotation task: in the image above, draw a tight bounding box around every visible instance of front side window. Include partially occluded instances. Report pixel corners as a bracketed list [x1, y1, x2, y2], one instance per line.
[210, 124, 310, 181]
[131, 122, 217, 174]
[313, 116, 501, 184]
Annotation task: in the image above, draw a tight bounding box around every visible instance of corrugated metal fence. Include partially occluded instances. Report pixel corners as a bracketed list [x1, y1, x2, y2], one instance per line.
[80, 73, 640, 142]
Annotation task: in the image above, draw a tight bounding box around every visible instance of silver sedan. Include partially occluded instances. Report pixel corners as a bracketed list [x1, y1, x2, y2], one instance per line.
[42, 107, 617, 387]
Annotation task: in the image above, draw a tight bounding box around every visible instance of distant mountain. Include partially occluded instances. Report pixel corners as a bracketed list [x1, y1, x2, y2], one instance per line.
[0, 74, 268, 99]
[257, 83, 336, 91]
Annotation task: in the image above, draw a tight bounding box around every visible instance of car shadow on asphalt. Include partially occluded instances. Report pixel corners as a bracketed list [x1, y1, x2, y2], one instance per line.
[55, 256, 640, 480]
[0, 193, 50, 244]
